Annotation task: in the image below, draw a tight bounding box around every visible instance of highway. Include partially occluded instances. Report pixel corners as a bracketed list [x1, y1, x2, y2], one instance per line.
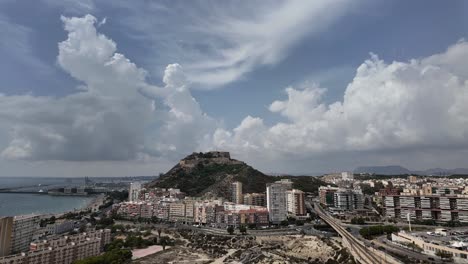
[314, 203, 401, 264]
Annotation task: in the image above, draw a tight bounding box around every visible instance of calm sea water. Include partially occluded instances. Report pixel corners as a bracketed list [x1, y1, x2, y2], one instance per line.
[0, 177, 93, 217]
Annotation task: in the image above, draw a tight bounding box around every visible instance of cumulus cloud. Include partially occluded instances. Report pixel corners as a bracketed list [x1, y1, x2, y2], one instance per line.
[0, 15, 214, 161]
[213, 41, 468, 163]
[1, 13, 468, 175]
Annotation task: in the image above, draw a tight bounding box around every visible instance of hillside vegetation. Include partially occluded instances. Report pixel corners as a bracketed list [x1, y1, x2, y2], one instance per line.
[147, 152, 327, 199]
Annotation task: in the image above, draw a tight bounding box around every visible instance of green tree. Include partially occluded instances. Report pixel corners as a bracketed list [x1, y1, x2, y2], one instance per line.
[359, 225, 399, 239]
[351, 217, 365, 225]
[72, 249, 132, 264]
[227, 226, 235, 235]
[239, 225, 247, 234]
[161, 238, 167, 250]
[435, 250, 453, 260]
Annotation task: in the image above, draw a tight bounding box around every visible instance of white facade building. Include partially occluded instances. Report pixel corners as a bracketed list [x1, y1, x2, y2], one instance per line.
[286, 189, 306, 216]
[231, 181, 243, 204]
[266, 179, 292, 223]
[341, 172, 354, 181]
[129, 182, 142, 202]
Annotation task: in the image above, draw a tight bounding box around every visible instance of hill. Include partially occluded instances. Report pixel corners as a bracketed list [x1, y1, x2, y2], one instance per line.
[146, 151, 326, 199]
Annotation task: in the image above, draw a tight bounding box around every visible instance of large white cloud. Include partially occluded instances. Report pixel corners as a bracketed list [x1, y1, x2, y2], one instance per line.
[1, 13, 468, 175]
[214, 41, 468, 164]
[0, 15, 214, 161]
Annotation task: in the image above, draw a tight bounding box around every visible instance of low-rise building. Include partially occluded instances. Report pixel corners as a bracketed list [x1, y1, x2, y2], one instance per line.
[243, 193, 266, 207]
[392, 231, 468, 263]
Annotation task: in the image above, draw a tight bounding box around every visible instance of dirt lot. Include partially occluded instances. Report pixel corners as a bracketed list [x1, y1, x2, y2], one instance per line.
[132, 229, 353, 264]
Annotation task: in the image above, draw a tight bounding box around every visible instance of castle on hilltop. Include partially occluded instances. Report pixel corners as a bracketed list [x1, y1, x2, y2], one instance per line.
[179, 151, 243, 168]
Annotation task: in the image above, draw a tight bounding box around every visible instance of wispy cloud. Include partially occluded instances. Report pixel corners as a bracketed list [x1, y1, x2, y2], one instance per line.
[40, 0, 96, 14]
[113, 0, 356, 88]
[0, 14, 53, 75]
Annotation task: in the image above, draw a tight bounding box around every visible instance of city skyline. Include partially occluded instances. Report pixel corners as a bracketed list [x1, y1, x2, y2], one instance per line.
[0, 1, 468, 176]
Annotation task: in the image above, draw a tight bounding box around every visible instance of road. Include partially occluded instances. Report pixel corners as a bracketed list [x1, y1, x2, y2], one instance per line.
[314, 203, 401, 264]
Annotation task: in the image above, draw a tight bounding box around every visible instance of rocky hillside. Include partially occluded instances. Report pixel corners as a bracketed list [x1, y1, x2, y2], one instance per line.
[146, 151, 327, 199]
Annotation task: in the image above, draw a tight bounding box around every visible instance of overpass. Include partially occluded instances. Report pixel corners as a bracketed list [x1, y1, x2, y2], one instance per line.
[314, 203, 401, 264]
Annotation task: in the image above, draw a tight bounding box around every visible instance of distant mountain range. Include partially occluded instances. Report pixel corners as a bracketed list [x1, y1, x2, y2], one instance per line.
[354, 165, 468, 175]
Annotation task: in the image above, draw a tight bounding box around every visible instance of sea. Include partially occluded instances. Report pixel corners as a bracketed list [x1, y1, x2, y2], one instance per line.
[0, 177, 94, 217]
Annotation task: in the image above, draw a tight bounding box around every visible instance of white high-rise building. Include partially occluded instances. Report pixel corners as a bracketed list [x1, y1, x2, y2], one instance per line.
[341, 172, 354, 181]
[266, 179, 292, 223]
[231, 181, 243, 204]
[129, 182, 142, 202]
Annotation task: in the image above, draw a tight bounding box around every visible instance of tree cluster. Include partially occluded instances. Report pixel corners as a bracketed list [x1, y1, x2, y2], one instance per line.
[350, 217, 365, 225]
[359, 225, 399, 239]
[72, 249, 132, 264]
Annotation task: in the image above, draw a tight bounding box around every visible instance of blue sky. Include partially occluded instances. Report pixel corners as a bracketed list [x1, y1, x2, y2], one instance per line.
[0, 0, 468, 176]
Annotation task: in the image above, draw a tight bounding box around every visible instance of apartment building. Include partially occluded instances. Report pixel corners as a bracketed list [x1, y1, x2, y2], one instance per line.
[129, 182, 142, 202]
[231, 181, 243, 204]
[168, 200, 195, 223]
[193, 200, 223, 225]
[266, 179, 292, 223]
[286, 189, 306, 216]
[11, 215, 41, 254]
[333, 189, 364, 211]
[0, 217, 13, 257]
[381, 189, 468, 222]
[318, 186, 339, 207]
[215, 207, 269, 228]
[243, 193, 266, 207]
[116, 202, 142, 218]
[239, 209, 269, 226]
[408, 175, 418, 183]
[0, 229, 111, 264]
[140, 203, 155, 219]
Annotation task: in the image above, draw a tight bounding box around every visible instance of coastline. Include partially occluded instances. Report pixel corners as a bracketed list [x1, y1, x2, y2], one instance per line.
[84, 193, 105, 212]
[56, 193, 105, 217]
